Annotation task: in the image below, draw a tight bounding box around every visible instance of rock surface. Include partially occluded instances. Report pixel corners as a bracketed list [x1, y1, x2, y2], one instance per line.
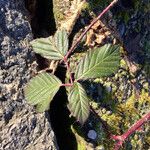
[0, 1, 58, 150]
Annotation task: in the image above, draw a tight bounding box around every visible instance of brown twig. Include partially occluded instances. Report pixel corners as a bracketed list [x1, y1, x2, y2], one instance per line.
[111, 112, 150, 150]
[64, 0, 119, 60]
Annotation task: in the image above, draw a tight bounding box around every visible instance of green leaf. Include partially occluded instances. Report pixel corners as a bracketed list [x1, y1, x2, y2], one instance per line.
[54, 29, 69, 55]
[30, 29, 68, 60]
[75, 44, 120, 80]
[24, 73, 62, 112]
[68, 82, 90, 124]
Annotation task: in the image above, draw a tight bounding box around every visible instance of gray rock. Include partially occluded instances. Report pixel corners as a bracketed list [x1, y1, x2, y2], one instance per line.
[0, 1, 58, 150]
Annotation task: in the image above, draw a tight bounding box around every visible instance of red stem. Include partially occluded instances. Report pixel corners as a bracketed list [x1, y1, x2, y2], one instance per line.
[64, 0, 118, 60]
[61, 83, 73, 87]
[111, 112, 150, 150]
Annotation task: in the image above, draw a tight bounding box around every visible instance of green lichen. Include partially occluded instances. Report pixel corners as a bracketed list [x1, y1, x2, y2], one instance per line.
[144, 40, 150, 78]
[85, 0, 112, 11]
[93, 89, 150, 149]
[53, 0, 65, 27]
[54, 10, 65, 24]
[99, 111, 122, 133]
[120, 59, 129, 70]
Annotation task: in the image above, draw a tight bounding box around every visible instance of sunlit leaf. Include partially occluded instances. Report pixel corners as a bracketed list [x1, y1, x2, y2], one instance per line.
[30, 29, 68, 60]
[75, 44, 120, 80]
[68, 82, 90, 124]
[24, 73, 62, 112]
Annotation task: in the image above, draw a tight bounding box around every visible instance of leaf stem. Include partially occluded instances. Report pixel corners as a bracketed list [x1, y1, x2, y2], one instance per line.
[111, 112, 150, 150]
[61, 83, 73, 87]
[64, 0, 118, 60]
[64, 57, 73, 84]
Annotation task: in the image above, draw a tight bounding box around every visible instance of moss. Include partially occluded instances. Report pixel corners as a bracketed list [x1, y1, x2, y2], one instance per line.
[53, 7, 65, 27]
[143, 40, 150, 78]
[100, 112, 122, 133]
[143, 2, 150, 13]
[85, 0, 112, 11]
[96, 90, 149, 148]
[117, 94, 139, 116]
[120, 59, 129, 70]
[94, 122, 113, 149]
[81, 2, 89, 11]
[92, 66, 149, 139]
[52, 0, 68, 27]
[117, 90, 150, 123]
[54, 11, 65, 23]
[71, 125, 87, 150]
[116, 9, 131, 25]
[90, 101, 100, 109]
[101, 85, 116, 109]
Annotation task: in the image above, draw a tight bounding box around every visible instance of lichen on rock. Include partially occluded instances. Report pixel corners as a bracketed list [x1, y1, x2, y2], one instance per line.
[0, 1, 58, 150]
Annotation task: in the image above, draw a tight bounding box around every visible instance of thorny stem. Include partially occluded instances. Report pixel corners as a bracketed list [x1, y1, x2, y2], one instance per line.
[111, 112, 150, 150]
[64, 0, 118, 60]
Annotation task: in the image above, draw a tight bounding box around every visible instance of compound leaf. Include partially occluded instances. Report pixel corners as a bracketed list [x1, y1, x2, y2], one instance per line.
[68, 82, 90, 124]
[30, 29, 68, 60]
[75, 44, 120, 80]
[24, 73, 62, 112]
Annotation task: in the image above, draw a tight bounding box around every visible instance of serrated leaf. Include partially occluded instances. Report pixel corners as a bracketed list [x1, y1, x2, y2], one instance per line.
[54, 29, 68, 55]
[75, 44, 120, 80]
[30, 29, 68, 60]
[24, 73, 62, 112]
[68, 82, 90, 124]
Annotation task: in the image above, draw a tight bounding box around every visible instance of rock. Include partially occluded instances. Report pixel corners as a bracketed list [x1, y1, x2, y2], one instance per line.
[0, 1, 58, 150]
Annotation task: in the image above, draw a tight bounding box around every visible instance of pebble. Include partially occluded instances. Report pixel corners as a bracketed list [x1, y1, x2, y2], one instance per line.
[87, 130, 97, 140]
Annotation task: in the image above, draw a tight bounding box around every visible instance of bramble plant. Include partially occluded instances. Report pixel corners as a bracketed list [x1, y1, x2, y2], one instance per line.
[24, 0, 150, 149]
[24, 29, 120, 124]
[24, 0, 121, 124]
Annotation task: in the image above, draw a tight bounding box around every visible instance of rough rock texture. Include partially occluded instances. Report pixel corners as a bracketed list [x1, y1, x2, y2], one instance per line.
[0, 1, 58, 150]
